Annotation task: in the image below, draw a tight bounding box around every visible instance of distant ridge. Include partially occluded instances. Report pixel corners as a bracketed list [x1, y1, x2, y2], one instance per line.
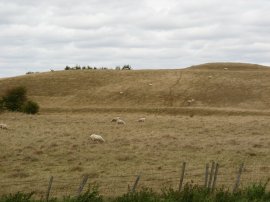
[1, 62, 270, 112]
[187, 62, 270, 70]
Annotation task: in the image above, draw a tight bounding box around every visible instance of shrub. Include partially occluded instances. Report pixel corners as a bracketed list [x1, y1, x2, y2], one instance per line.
[114, 187, 159, 202]
[2, 87, 27, 111]
[22, 100, 39, 114]
[122, 65, 132, 70]
[1, 86, 40, 114]
[65, 66, 71, 70]
[245, 182, 270, 201]
[63, 185, 103, 202]
[1, 192, 34, 202]
[0, 98, 4, 112]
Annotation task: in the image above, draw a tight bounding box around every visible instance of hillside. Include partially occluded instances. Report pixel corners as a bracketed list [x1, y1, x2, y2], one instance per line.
[1, 63, 270, 112]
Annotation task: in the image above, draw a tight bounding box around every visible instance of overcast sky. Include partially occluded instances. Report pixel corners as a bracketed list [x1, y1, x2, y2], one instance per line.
[0, 0, 270, 78]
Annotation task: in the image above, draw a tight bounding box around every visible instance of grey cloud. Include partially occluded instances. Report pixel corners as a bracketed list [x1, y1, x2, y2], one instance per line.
[0, 0, 270, 78]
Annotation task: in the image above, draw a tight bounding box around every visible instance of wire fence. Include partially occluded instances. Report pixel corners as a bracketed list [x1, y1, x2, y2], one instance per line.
[0, 162, 269, 198]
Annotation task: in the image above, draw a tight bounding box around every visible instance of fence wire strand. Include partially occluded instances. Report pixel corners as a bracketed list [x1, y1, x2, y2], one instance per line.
[0, 163, 269, 197]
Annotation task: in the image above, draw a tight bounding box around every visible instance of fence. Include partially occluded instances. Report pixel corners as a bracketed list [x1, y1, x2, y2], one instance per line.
[0, 162, 269, 199]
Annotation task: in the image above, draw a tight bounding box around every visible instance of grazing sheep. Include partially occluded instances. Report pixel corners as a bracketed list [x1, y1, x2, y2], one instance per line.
[187, 99, 195, 105]
[119, 91, 124, 94]
[90, 134, 105, 143]
[148, 83, 153, 86]
[111, 117, 120, 122]
[0, 123, 7, 130]
[117, 119, 126, 125]
[208, 76, 212, 79]
[224, 68, 228, 70]
[138, 118, 146, 122]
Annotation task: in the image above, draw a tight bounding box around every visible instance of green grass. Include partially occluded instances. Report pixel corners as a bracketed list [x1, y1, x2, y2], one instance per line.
[1, 183, 270, 202]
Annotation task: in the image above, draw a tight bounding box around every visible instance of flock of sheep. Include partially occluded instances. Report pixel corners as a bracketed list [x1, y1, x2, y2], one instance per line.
[1, 116, 145, 144]
[1, 116, 144, 145]
[90, 116, 146, 143]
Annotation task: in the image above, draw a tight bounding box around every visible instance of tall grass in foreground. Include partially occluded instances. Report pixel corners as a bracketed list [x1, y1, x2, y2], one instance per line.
[1, 183, 270, 202]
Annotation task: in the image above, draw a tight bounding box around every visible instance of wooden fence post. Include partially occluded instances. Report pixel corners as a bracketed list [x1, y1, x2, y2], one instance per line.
[45, 176, 53, 202]
[233, 163, 244, 192]
[211, 163, 219, 192]
[207, 161, 215, 188]
[204, 163, 209, 188]
[178, 162, 186, 192]
[132, 175, 141, 193]
[77, 175, 89, 196]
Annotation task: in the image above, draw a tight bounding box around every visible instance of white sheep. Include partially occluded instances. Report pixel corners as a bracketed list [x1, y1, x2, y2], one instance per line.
[187, 99, 195, 105]
[224, 68, 228, 70]
[138, 118, 146, 122]
[111, 117, 120, 122]
[119, 91, 124, 94]
[0, 123, 8, 130]
[117, 119, 126, 125]
[148, 83, 153, 86]
[208, 76, 212, 79]
[90, 134, 105, 143]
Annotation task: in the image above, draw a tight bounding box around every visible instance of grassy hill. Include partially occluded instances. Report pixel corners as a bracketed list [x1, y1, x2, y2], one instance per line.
[1, 62, 270, 112]
[1, 63, 270, 197]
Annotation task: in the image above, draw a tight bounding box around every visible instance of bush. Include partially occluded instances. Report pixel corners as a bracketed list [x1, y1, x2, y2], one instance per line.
[0, 99, 4, 112]
[22, 100, 39, 114]
[1, 86, 40, 114]
[122, 65, 132, 70]
[0, 192, 34, 202]
[2, 87, 27, 111]
[114, 187, 159, 202]
[63, 185, 103, 202]
[245, 182, 270, 201]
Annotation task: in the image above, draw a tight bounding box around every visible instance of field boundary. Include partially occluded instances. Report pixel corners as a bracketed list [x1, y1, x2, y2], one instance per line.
[1, 162, 269, 198]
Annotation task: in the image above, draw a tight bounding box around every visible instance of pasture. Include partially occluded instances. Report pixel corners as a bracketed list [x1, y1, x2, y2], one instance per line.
[1, 63, 270, 198]
[0, 111, 270, 197]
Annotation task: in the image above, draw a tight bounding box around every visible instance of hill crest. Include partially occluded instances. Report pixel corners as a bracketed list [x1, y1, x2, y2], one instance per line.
[186, 62, 270, 70]
[1, 63, 270, 112]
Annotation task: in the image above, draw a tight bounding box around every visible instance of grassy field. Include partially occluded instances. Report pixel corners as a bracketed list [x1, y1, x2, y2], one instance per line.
[0, 63, 270, 198]
[1, 63, 270, 111]
[0, 112, 269, 197]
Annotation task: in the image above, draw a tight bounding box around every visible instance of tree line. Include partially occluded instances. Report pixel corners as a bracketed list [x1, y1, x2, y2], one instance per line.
[64, 64, 132, 70]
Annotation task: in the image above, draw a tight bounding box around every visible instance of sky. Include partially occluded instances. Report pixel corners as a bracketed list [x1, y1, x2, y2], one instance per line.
[0, 0, 270, 78]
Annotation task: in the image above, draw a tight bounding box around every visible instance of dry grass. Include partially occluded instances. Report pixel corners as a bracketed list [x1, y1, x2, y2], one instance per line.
[0, 112, 270, 197]
[0, 63, 270, 197]
[0, 63, 270, 111]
